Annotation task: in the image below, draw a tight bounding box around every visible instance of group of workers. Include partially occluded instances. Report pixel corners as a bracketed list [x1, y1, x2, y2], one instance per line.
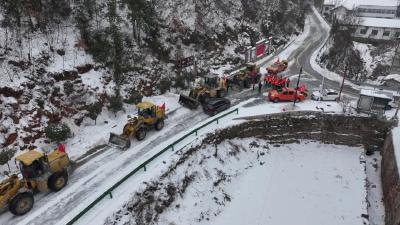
[216, 72, 291, 94]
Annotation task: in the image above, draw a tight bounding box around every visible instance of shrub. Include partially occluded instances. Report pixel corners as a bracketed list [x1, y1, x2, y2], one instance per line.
[108, 90, 124, 116]
[87, 101, 103, 124]
[45, 123, 71, 143]
[173, 75, 186, 89]
[371, 64, 391, 80]
[63, 81, 74, 96]
[124, 89, 143, 105]
[0, 148, 16, 166]
[158, 77, 172, 94]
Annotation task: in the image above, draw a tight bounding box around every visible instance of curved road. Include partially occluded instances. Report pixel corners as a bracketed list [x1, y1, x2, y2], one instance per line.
[286, 6, 360, 97]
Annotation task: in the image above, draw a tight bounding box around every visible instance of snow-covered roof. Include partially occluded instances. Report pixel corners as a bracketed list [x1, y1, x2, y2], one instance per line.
[360, 89, 393, 100]
[328, 0, 399, 10]
[324, 0, 337, 5]
[392, 127, 400, 175]
[384, 74, 400, 82]
[357, 17, 400, 29]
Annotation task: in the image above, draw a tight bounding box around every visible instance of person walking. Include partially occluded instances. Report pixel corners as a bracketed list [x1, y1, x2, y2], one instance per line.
[258, 82, 262, 94]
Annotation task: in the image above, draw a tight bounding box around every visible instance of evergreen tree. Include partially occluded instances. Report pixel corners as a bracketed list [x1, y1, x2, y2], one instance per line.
[45, 123, 71, 143]
[87, 101, 103, 124]
[107, 0, 125, 86]
[108, 89, 124, 117]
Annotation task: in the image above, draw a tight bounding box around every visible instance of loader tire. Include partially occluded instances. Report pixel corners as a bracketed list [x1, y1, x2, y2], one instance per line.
[136, 128, 147, 141]
[155, 119, 164, 131]
[48, 171, 68, 192]
[9, 192, 34, 215]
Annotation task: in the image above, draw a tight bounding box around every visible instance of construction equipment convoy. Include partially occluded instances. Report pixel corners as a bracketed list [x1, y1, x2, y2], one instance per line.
[231, 63, 261, 88]
[179, 74, 226, 109]
[0, 147, 71, 215]
[109, 101, 166, 149]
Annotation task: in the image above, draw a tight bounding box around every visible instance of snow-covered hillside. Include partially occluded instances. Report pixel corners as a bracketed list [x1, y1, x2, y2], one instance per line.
[0, 0, 306, 162]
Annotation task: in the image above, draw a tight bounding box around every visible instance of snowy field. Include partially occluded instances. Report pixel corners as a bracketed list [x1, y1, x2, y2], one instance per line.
[105, 139, 369, 225]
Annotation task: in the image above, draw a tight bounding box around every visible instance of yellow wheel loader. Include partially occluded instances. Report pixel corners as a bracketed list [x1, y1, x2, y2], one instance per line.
[108, 102, 166, 149]
[231, 63, 261, 88]
[179, 74, 226, 109]
[0, 148, 71, 215]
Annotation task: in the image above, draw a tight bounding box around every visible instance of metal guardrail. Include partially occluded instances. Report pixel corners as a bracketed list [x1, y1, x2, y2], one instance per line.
[66, 108, 239, 225]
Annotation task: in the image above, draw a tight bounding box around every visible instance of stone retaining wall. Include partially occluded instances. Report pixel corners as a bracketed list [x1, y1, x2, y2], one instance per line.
[381, 132, 400, 225]
[218, 111, 393, 153]
[210, 111, 398, 225]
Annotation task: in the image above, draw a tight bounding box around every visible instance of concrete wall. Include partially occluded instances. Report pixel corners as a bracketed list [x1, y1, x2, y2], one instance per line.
[381, 131, 400, 225]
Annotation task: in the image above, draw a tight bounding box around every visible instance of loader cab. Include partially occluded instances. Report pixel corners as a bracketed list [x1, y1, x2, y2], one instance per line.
[204, 74, 219, 89]
[16, 151, 48, 179]
[137, 102, 157, 121]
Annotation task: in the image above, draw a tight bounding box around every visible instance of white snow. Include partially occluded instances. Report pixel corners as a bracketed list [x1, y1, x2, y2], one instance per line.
[383, 74, 400, 83]
[333, 0, 399, 10]
[360, 89, 393, 100]
[358, 17, 400, 29]
[202, 142, 367, 225]
[80, 69, 105, 92]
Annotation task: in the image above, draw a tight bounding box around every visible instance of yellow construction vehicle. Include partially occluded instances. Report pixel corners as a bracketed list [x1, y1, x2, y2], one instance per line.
[108, 101, 166, 149]
[179, 74, 226, 109]
[232, 63, 261, 88]
[0, 148, 71, 215]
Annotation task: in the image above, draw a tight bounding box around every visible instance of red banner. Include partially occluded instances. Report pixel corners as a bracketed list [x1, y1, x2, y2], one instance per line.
[256, 43, 266, 57]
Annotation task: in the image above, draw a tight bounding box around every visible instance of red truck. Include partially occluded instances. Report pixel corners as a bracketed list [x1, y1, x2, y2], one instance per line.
[268, 88, 306, 103]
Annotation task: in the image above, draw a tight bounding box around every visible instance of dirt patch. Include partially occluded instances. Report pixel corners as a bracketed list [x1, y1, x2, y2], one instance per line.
[0, 87, 23, 98]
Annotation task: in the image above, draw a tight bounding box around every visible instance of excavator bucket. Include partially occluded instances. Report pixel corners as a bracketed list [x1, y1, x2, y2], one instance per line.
[108, 133, 131, 150]
[179, 94, 200, 109]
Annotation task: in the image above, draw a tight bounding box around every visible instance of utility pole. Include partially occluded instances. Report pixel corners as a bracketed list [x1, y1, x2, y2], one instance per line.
[293, 67, 302, 107]
[338, 65, 347, 101]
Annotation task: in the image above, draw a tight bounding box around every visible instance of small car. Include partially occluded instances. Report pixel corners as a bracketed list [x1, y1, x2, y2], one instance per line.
[202, 98, 231, 116]
[311, 89, 339, 101]
[268, 88, 306, 103]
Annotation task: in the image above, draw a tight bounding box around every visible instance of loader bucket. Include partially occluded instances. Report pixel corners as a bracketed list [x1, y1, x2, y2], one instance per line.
[108, 133, 131, 150]
[179, 94, 200, 110]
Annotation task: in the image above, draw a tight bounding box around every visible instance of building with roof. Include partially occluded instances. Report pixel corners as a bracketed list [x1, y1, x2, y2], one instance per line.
[353, 17, 400, 40]
[321, 0, 400, 41]
[357, 89, 394, 114]
[322, 0, 400, 20]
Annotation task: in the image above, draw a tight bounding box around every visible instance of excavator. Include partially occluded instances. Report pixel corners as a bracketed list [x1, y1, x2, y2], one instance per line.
[109, 102, 166, 149]
[0, 147, 71, 215]
[179, 74, 226, 109]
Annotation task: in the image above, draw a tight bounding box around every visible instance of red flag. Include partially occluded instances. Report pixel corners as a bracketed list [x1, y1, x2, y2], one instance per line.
[58, 144, 65, 153]
[160, 103, 165, 110]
